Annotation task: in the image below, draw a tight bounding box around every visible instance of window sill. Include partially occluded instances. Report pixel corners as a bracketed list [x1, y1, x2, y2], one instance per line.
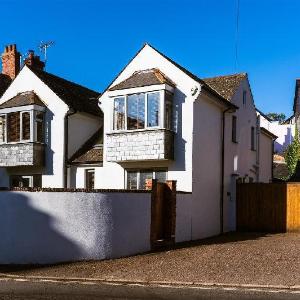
[107, 128, 173, 135]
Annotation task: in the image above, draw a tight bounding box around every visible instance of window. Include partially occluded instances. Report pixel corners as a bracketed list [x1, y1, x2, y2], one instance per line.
[0, 110, 44, 144]
[113, 97, 125, 130]
[10, 175, 41, 188]
[21, 112, 30, 140]
[165, 91, 173, 130]
[0, 115, 6, 143]
[112, 91, 168, 131]
[85, 169, 95, 189]
[243, 91, 247, 106]
[127, 93, 145, 130]
[147, 92, 160, 127]
[232, 116, 237, 143]
[251, 126, 255, 150]
[126, 169, 167, 190]
[7, 112, 20, 142]
[35, 111, 44, 143]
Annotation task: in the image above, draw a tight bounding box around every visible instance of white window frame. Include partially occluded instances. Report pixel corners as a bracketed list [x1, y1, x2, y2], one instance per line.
[0, 107, 45, 144]
[125, 168, 168, 190]
[112, 90, 165, 132]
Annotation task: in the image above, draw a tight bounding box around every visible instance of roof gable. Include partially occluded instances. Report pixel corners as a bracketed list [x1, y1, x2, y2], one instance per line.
[27, 66, 102, 116]
[0, 91, 45, 109]
[203, 73, 247, 101]
[109, 68, 175, 91]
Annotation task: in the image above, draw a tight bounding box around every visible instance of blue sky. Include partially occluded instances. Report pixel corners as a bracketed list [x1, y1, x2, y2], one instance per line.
[1, 0, 300, 117]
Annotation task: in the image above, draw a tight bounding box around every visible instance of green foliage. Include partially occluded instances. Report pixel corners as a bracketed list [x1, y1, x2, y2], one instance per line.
[266, 112, 286, 123]
[285, 127, 300, 178]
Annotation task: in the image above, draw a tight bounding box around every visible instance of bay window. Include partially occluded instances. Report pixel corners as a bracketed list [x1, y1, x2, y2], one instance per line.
[0, 109, 44, 144]
[113, 91, 172, 131]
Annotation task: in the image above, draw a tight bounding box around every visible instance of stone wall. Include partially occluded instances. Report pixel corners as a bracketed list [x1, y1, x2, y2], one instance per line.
[0, 142, 44, 167]
[106, 129, 174, 162]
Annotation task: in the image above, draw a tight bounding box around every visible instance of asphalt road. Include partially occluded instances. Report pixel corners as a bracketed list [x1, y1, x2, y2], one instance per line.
[0, 279, 299, 300]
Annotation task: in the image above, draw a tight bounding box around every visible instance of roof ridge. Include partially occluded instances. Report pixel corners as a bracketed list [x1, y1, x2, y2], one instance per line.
[203, 73, 247, 80]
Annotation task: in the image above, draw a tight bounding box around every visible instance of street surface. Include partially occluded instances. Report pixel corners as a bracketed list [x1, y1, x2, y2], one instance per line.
[0, 279, 299, 300]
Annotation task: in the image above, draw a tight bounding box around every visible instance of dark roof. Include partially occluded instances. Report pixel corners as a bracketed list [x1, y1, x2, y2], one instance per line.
[273, 162, 289, 180]
[256, 108, 273, 122]
[0, 74, 12, 97]
[101, 43, 237, 110]
[70, 128, 103, 164]
[203, 73, 247, 101]
[0, 91, 45, 109]
[28, 66, 102, 116]
[260, 127, 278, 139]
[109, 68, 175, 91]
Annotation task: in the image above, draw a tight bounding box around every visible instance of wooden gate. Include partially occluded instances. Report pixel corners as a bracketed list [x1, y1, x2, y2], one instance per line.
[150, 180, 176, 249]
[236, 183, 300, 232]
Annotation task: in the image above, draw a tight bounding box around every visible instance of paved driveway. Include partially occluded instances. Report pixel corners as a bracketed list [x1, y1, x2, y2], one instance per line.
[1, 233, 299, 287]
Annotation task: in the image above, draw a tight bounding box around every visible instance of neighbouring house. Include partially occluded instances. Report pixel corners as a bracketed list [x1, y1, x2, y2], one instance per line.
[0, 45, 103, 188]
[97, 43, 276, 235]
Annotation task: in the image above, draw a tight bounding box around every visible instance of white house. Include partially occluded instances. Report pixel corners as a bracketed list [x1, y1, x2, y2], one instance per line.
[0, 45, 103, 188]
[95, 44, 276, 235]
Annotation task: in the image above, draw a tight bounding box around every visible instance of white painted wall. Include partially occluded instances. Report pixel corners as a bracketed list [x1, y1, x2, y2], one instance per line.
[0, 66, 69, 188]
[223, 78, 258, 232]
[192, 93, 223, 239]
[259, 114, 294, 154]
[0, 191, 151, 264]
[98, 44, 200, 192]
[259, 132, 273, 183]
[68, 112, 102, 158]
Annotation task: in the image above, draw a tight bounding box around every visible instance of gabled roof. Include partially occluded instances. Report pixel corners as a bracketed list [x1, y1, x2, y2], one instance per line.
[0, 74, 12, 97]
[0, 91, 45, 109]
[203, 73, 247, 101]
[69, 128, 103, 164]
[100, 43, 237, 110]
[28, 66, 102, 117]
[260, 127, 278, 139]
[109, 68, 175, 91]
[256, 108, 273, 122]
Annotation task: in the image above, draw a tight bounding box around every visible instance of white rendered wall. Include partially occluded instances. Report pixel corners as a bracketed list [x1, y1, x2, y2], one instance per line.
[259, 133, 273, 182]
[0, 191, 151, 264]
[192, 94, 223, 239]
[68, 112, 102, 158]
[98, 45, 199, 192]
[0, 66, 69, 188]
[223, 78, 258, 232]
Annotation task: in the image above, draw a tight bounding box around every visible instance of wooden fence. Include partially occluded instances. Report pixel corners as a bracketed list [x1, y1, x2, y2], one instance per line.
[236, 183, 300, 233]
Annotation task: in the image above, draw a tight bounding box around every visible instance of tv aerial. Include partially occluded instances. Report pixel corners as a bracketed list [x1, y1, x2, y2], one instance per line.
[39, 41, 55, 67]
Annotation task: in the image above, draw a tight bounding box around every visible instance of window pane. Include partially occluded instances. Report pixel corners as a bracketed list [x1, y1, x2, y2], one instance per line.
[7, 112, 20, 142]
[113, 97, 125, 130]
[147, 92, 160, 127]
[22, 112, 30, 140]
[232, 116, 237, 142]
[139, 170, 153, 189]
[127, 93, 145, 130]
[85, 169, 95, 189]
[0, 115, 6, 143]
[36, 112, 44, 143]
[165, 92, 173, 130]
[251, 127, 255, 150]
[155, 170, 167, 183]
[127, 171, 138, 190]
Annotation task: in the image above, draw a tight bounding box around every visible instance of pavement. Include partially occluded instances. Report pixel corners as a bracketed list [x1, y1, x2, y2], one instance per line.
[0, 232, 299, 299]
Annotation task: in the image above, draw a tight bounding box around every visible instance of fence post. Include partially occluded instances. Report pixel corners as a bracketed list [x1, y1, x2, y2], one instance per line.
[165, 180, 177, 242]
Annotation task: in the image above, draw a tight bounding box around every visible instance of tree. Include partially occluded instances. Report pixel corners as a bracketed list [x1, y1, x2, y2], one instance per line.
[266, 112, 286, 123]
[285, 127, 300, 178]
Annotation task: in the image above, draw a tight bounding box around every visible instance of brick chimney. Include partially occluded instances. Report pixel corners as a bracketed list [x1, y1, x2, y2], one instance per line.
[24, 50, 45, 71]
[1, 44, 21, 80]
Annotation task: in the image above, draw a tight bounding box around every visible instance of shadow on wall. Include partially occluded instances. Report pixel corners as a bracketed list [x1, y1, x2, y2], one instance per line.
[173, 89, 187, 171]
[45, 110, 54, 175]
[275, 127, 294, 154]
[0, 193, 81, 264]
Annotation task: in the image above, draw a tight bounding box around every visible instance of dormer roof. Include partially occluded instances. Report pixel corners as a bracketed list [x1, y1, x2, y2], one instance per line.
[109, 68, 175, 91]
[0, 91, 45, 109]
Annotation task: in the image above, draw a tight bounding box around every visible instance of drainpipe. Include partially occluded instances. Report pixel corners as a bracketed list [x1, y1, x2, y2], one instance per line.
[221, 107, 234, 234]
[64, 109, 76, 188]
